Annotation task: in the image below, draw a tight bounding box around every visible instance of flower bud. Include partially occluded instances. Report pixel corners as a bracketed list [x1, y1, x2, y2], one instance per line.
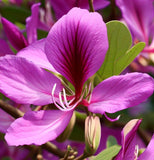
[85, 115, 101, 154]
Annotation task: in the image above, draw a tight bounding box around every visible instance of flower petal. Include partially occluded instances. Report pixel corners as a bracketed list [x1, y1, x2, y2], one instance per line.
[0, 109, 14, 133]
[26, 3, 40, 44]
[116, 0, 154, 43]
[138, 134, 154, 160]
[88, 73, 154, 114]
[5, 110, 73, 146]
[78, 0, 110, 10]
[0, 55, 62, 105]
[115, 119, 141, 160]
[45, 8, 108, 96]
[0, 39, 14, 56]
[17, 39, 57, 72]
[1, 17, 28, 51]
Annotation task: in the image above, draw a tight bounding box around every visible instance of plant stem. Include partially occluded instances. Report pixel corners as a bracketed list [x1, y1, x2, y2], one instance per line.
[42, 142, 65, 158]
[110, 0, 116, 20]
[88, 0, 95, 12]
[0, 100, 24, 118]
[74, 152, 91, 160]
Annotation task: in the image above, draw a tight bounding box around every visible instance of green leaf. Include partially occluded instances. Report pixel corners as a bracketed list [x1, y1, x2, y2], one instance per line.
[0, 6, 30, 23]
[96, 20, 145, 81]
[90, 145, 121, 160]
[106, 136, 118, 148]
[114, 42, 145, 75]
[2, 157, 12, 160]
[0, 93, 4, 99]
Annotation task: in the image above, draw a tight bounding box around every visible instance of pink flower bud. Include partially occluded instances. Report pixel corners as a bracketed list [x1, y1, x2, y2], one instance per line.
[85, 115, 101, 154]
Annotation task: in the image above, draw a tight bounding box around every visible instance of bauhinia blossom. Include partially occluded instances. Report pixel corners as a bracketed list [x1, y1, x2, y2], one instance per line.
[0, 8, 153, 146]
[115, 119, 154, 160]
[116, 0, 154, 73]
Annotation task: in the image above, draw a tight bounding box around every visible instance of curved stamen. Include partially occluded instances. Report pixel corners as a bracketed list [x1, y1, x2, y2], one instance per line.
[59, 92, 67, 109]
[104, 112, 120, 122]
[51, 84, 66, 111]
[63, 88, 70, 107]
[51, 83, 86, 111]
[68, 97, 76, 105]
[51, 84, 80, 111]
[85, 82, 92, 103]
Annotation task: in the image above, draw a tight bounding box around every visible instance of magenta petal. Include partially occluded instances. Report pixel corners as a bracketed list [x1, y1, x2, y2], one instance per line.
[0, 39, 14, 56]
[50, 0, 110, 19]
[17, 39, 57, 72]
[88, 73, 154, 114]
[78, 0, 110, 10]
[115, 119, 141, 160]
[1, 18, 28, 51]
[45, 8, 108, 95]
[0, 109, 14, 133]
[5, 110, 73, 146]
[138, 134, 154, 160]
[116, 0, 154, 43]
[0, 56, 62, 105]
[26, 3, 40, 44]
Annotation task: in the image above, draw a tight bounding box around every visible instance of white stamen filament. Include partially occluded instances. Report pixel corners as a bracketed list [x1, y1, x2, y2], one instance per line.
[63, 88, 70, 107]
[59, 92, 67, 109]
[51, 83, 84, 111]
[83, 82, 92, 103]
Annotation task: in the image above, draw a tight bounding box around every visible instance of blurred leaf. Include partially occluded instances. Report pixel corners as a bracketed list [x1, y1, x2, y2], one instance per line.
[1, 0, 9, 4]
[15, 22, 25, 30]
[37, 29, 48, 40]
[115, 42, 145, 74]
[0, 93, 4, 99]
[0, 5, 30, 23]
[96, 20, 145, 81]
[69, 122, 84, 141]
[2, 157, 12, 160]
[106, 136, 118, 148]
[91, 145, 121, 160]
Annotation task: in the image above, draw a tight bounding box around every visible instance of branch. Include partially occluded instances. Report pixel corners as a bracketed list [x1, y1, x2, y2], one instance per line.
[42, 142, 65, 158]
[0, 100, 24, 118]
[74, 152, 91, 160]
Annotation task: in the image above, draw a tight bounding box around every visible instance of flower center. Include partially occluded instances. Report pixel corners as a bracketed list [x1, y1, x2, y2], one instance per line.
[51, 83, 92, 111]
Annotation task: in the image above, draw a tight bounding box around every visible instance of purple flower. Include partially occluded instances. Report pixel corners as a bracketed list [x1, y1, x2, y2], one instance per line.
[50, 0, 110, 19]
[26, 2, 54, 42]
[116, 0, 154, 44]
[115, 119, 154, 160]
[0, 8, 153, 146]
[116, 0, 154, 72]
